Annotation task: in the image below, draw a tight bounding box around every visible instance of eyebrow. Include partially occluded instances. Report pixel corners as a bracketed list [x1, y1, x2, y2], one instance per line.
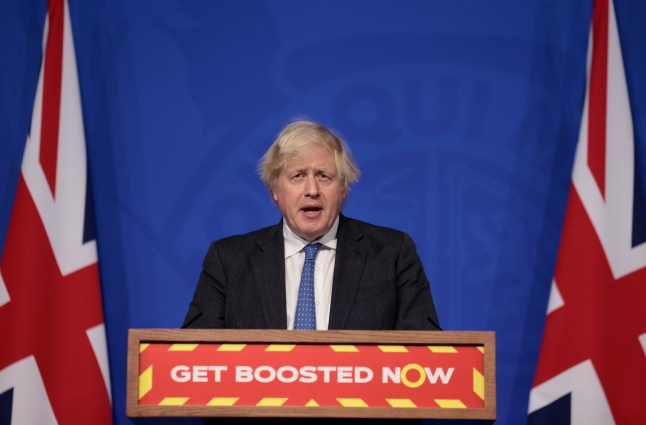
[286, 165, 335, 174]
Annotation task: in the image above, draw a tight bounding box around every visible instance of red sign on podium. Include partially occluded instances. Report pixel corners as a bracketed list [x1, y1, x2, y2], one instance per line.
[127, 329, 496, 419]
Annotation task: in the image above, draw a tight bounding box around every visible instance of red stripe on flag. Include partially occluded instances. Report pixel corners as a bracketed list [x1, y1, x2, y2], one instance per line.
[587, 0, 609, 198]
[532, 186, 646, 422]
[0, 177, 112, 424]
[40, 0, 64, 197]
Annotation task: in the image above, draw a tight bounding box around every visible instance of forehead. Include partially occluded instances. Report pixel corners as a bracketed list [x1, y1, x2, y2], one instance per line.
[283, 144, 337, 171]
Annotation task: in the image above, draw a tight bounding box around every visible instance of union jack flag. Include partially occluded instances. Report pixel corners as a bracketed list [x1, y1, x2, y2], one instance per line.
[528, 0, 646, 424]
[0, 0, 112, 424]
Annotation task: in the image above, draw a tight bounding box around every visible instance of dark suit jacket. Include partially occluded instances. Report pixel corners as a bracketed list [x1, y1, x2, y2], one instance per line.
[183, 215, 440, 330]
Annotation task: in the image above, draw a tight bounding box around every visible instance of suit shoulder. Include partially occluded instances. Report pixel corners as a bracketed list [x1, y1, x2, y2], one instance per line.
[342, 216, 410, 241]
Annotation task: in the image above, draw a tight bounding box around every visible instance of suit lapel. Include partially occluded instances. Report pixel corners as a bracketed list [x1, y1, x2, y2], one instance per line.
[251, 222, 287, 328]
[328, 216, 367, 329]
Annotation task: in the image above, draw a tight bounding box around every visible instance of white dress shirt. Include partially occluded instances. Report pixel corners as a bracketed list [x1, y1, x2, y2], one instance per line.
[283, 217, 338, 330]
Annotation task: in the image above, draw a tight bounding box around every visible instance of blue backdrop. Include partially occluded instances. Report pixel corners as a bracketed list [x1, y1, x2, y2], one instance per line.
[2, 1, 646, 424]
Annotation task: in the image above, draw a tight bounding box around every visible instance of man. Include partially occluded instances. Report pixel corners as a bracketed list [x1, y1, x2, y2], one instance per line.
[183, 119, 440, 331]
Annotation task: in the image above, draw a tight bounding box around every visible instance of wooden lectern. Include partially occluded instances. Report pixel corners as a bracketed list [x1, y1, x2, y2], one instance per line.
[127, 329, 495, 420]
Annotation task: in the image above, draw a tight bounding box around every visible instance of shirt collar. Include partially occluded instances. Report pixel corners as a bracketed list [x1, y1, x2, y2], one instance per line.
[283, 216, 339, 259]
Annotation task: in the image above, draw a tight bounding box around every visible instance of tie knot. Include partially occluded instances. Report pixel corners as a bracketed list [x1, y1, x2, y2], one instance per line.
[304, 243, 321, 260]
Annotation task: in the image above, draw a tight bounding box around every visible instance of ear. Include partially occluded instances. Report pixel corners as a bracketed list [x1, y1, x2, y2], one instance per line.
[272, 190, 278, 202]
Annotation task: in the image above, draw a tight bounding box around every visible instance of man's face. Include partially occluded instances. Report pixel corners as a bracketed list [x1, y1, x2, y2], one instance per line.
[272, 143, 347, 241]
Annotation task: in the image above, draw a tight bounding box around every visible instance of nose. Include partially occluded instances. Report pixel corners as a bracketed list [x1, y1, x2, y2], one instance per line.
[304, 175, 319, 197]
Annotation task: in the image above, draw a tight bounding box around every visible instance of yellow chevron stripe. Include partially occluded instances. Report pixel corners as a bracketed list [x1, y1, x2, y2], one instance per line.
[265, 344, 295, 352]
[337, 398, 368, 407]
[207, 397, 239, 406]
[305, 399, 319, 406]
[428, 345, 457, 353]
[257, 398, 288, 406]
[386, 399, 417, 408]
[168, 343, 198, 351]
[138, 365, 152, 399]
[159, 397, 189, 405]
[378, 345, 408, 353]
[435, 399, 466, 408]
[217, 344, 246, 351]
[139, 343, 150, 353]
[478, 346, 485, 354]
[329, 345, 359, 352]
[473, 368, 485, 400]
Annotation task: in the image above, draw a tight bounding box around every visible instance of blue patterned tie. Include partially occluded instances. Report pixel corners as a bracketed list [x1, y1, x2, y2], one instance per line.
[294, 243, 322, 330]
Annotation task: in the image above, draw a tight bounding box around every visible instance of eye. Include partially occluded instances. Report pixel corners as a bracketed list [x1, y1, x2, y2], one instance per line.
[291, 172, 305, 181]
[318, 173, 331, 182]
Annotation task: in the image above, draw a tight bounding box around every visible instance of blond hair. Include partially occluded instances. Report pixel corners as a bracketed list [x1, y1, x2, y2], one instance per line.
[258, 119, 360, 192]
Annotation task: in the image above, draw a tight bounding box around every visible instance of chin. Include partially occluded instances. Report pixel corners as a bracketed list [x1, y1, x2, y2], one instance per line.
[299, 228, 323, 241]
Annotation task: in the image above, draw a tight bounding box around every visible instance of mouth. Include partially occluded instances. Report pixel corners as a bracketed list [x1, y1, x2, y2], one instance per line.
[301, 206, 322, 217]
